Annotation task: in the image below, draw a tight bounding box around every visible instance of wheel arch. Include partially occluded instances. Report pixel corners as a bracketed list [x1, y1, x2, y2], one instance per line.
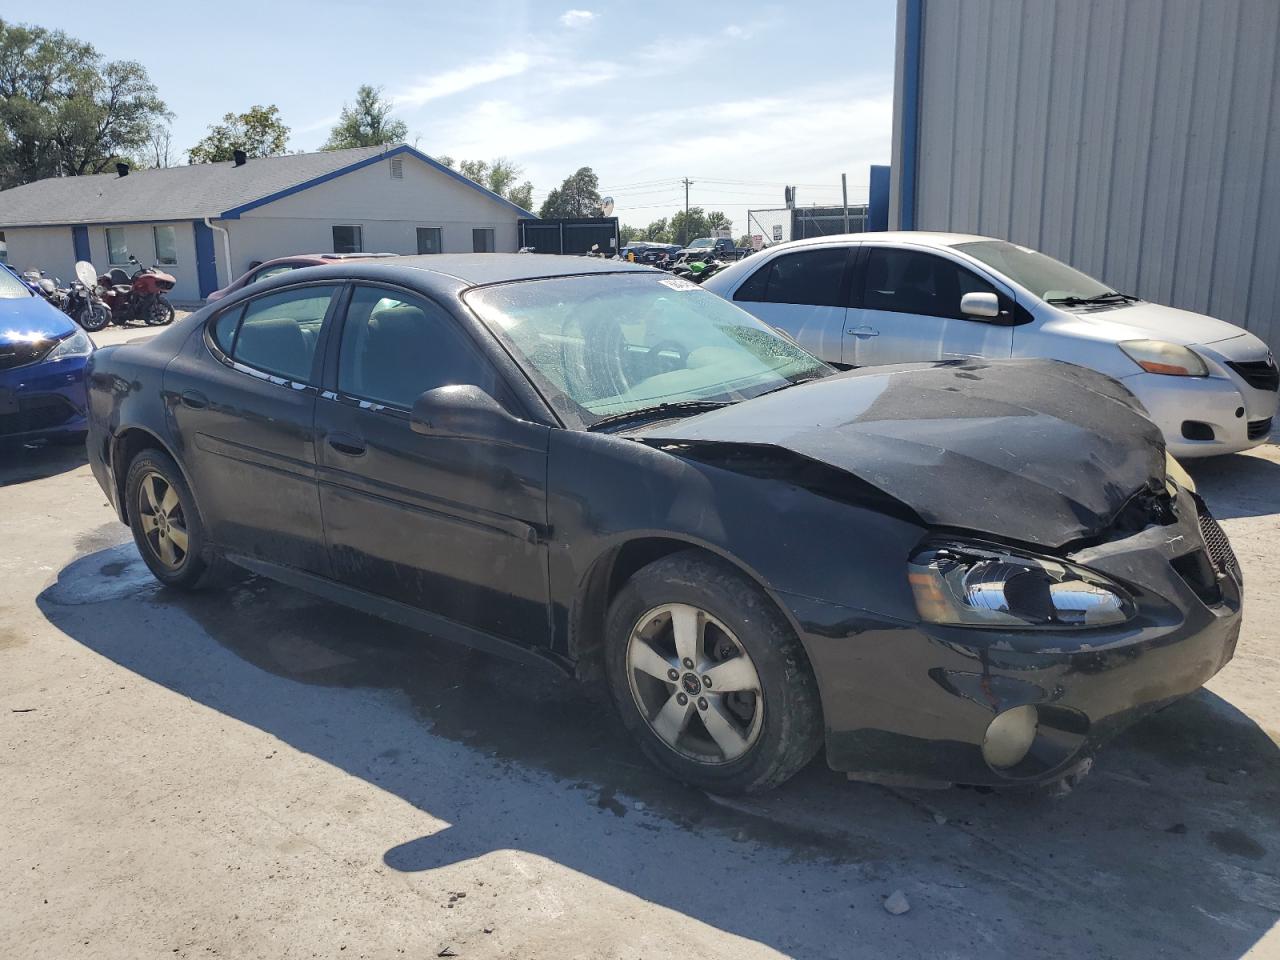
[567, 535, 814, 686]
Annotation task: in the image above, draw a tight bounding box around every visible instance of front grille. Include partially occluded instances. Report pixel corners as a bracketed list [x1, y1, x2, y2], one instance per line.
[1198, 507, 1242, 584]
[1226, 359, 1279, 392]
[1247, 417, 1272, 440]
[0, 394, 76, 437]
[0, 338, 57, 371]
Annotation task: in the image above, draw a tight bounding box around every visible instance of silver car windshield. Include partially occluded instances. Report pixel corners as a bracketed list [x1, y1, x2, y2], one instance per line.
[465, 273, 830, 424]
[953, 240, 1113, 301]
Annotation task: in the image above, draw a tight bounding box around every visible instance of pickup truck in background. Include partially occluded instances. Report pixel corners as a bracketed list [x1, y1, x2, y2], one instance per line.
[678, 237, 750, 261]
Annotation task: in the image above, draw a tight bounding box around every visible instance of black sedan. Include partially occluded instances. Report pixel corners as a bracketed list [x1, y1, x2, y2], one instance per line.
[84, 255, 1241, 794]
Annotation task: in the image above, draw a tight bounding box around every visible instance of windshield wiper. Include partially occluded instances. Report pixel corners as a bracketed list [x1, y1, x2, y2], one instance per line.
[1048, 291, 1138, 306]
[587, 399, 732, 431]
[755, 375, 828, 398]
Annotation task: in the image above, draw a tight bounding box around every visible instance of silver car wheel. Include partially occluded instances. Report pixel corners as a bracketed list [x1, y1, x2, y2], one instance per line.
[625, 602, 764, 765]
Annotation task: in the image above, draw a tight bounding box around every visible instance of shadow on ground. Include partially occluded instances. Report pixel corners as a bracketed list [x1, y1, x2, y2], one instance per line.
[0, 439, 86, 487]
[1189, 452, 1280, 519]
[37, 543, 1280, 958]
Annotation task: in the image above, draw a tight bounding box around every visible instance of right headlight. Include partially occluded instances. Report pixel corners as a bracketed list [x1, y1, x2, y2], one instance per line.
[1119, 339, 1208, 377]
[908, 541, 1135, 629]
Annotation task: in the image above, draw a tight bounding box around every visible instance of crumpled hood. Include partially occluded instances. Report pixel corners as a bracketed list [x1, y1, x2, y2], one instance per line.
[1072, 300, 1246, 347]
[635, 359, 1166, 549]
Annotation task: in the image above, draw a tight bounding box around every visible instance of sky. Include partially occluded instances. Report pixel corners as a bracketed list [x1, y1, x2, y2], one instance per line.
[28, 0, 897, 234]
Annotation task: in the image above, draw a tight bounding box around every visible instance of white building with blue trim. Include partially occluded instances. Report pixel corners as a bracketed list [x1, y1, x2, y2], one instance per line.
[0, 144, 537, 302]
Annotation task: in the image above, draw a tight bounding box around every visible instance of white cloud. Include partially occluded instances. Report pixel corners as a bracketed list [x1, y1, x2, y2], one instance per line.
[433, 100, 603, 159]
[392, 52, 536, 109]
[559, 9, 596, 28]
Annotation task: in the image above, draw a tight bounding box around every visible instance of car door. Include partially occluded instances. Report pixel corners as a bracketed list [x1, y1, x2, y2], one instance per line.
[313, 283, 551, 648]
[165, 282, 341, 574]
[845, 246, 1016, 366]
[730, 246, 854, 363]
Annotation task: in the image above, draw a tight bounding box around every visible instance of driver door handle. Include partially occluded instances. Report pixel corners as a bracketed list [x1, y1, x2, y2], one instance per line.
[180, 390, 208, 409]
[847, 326, 880, 337]
[327, 433, 367, 457]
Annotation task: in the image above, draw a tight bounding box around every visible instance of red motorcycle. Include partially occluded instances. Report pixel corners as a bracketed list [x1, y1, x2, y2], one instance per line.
[98, 255, 176, 326]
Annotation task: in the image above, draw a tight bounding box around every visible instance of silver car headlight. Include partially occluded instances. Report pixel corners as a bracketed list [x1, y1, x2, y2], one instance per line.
[1118, 339, 1207, 377]
[908, 541, 1135, 628]
[47, 329, 95, 360]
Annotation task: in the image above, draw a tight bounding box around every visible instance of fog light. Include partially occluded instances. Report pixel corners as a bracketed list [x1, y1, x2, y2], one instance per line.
[982, 705, 1038, 769]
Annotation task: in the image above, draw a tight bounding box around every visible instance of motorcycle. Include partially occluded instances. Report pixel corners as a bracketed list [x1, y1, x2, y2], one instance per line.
[670, 256, 726, 284]
[64, 261, 112, 332]
[22, 269, 67, 310]
[97, 253, 176, 326]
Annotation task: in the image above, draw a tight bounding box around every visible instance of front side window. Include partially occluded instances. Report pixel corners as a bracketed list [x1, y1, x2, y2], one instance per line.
[952, 240, 1111, 301]
[0, 265, 32, 299]
[332, 225, 363, 254]
[218, 285, 339, 382]
[106, 228, 129, 265]
[466, 273, 830, 423]
[472, 228, 495, 253]
[338, 286, 497, 409]
[417, 227, 443, 255]
[153, 225, 177, 265]
[861, 248, 997, 319]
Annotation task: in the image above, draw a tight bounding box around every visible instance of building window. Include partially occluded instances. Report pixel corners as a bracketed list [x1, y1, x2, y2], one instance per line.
[472, 228, 495, 253]
[332, 225, 363, 254]
[153, 225, 177, 265]
[106, 228, 129, 265]
[417, 227, 443, 254]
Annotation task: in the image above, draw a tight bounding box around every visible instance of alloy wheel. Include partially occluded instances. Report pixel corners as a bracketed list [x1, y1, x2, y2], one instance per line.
[136, 471, 189, 569]
[625, 602, 764, 765]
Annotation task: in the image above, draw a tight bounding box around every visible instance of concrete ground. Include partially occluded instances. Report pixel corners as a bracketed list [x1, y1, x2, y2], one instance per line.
[1, 349, 1277, 957]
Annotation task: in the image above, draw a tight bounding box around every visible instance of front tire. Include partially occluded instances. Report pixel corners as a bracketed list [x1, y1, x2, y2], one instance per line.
[77, 302, 111, 332]
[125, 448, 213, 590]
[604, 550, 823, 794]
[145, 297, 175, 326]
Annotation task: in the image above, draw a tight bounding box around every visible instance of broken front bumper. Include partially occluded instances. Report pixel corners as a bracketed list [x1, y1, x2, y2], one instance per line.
[786, 490, 1242, 787]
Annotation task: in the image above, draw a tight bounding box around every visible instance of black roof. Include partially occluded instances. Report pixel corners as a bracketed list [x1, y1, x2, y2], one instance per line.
[235, 253, 659, 303]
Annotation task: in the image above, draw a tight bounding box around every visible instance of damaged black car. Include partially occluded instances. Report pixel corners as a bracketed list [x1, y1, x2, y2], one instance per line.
[84, 256, 1242, 794]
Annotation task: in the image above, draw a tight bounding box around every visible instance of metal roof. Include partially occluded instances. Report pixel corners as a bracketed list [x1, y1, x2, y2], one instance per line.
[0, 144, 537, 228]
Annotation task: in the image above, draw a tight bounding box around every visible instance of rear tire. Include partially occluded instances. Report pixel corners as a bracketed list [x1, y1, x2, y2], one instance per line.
[604, 550, 823, 794]
[125, 448, 221, 590]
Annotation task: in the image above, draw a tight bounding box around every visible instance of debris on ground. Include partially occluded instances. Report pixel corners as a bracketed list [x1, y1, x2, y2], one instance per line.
[883, 890, 910, 915]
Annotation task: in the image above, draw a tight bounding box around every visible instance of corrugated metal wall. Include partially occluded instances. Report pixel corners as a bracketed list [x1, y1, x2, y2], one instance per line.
[896, 0, 1280, 351]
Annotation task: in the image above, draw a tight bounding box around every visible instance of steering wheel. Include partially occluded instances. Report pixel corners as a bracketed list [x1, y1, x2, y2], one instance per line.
[646, 339, 688, 376]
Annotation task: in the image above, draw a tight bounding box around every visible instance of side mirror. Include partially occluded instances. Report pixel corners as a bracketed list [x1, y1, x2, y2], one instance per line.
[961, 291, 1001, 319]
[410, 384, 524, 441]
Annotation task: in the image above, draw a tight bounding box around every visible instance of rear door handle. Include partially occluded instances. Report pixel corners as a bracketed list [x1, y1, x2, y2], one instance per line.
[847, 326, 879, 337]
[327, 432, 367, 457]
[180, 390, 208, 409]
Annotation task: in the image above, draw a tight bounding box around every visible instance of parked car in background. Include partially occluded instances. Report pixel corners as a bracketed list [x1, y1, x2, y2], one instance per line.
[679, 237, 747, 261]
[206, 252, 399, 301]
[0, 263, 94, 448]
[704, 232, 1278, 457]
[84, 254, 1239, 794]
[621, 242, 682, 266]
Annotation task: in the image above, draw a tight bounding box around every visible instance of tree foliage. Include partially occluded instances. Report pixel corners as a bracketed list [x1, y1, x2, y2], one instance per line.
[322, 85, 407, 150]
[538, 166, 601, 219]
[0, 18, 168, 187]
[188, 105, 289, 164]
[621, 210, 733, 246]
[451, 156, 535, 211]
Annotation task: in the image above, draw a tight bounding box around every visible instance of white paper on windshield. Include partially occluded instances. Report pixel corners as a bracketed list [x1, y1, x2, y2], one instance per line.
[658, 277, 698, 292]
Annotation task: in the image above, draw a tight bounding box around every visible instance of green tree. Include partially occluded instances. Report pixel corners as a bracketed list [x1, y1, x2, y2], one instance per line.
[538, 166, 601, 218]
[0, 19, 168, 186]
[707, 210, 732, 233]
[642, 218, 672, 242]
[670, 207, 710, 246]
[322, 84, 407, 150]
[453, 156, 534, 211]
[188, 104, 289, 164]
[736, 234, 753, 249]
[619, 224, 641, 244]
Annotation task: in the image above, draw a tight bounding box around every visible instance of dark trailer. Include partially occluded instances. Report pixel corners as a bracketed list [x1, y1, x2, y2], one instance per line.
[520, 217, 620, 256]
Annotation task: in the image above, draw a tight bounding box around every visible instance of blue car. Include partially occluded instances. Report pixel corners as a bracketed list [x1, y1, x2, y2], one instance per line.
[0, 266, 94, 448]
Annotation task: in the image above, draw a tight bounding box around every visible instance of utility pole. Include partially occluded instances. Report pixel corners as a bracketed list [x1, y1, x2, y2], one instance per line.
[682, 177, 693, 245]
[842, 173, 850, 233]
